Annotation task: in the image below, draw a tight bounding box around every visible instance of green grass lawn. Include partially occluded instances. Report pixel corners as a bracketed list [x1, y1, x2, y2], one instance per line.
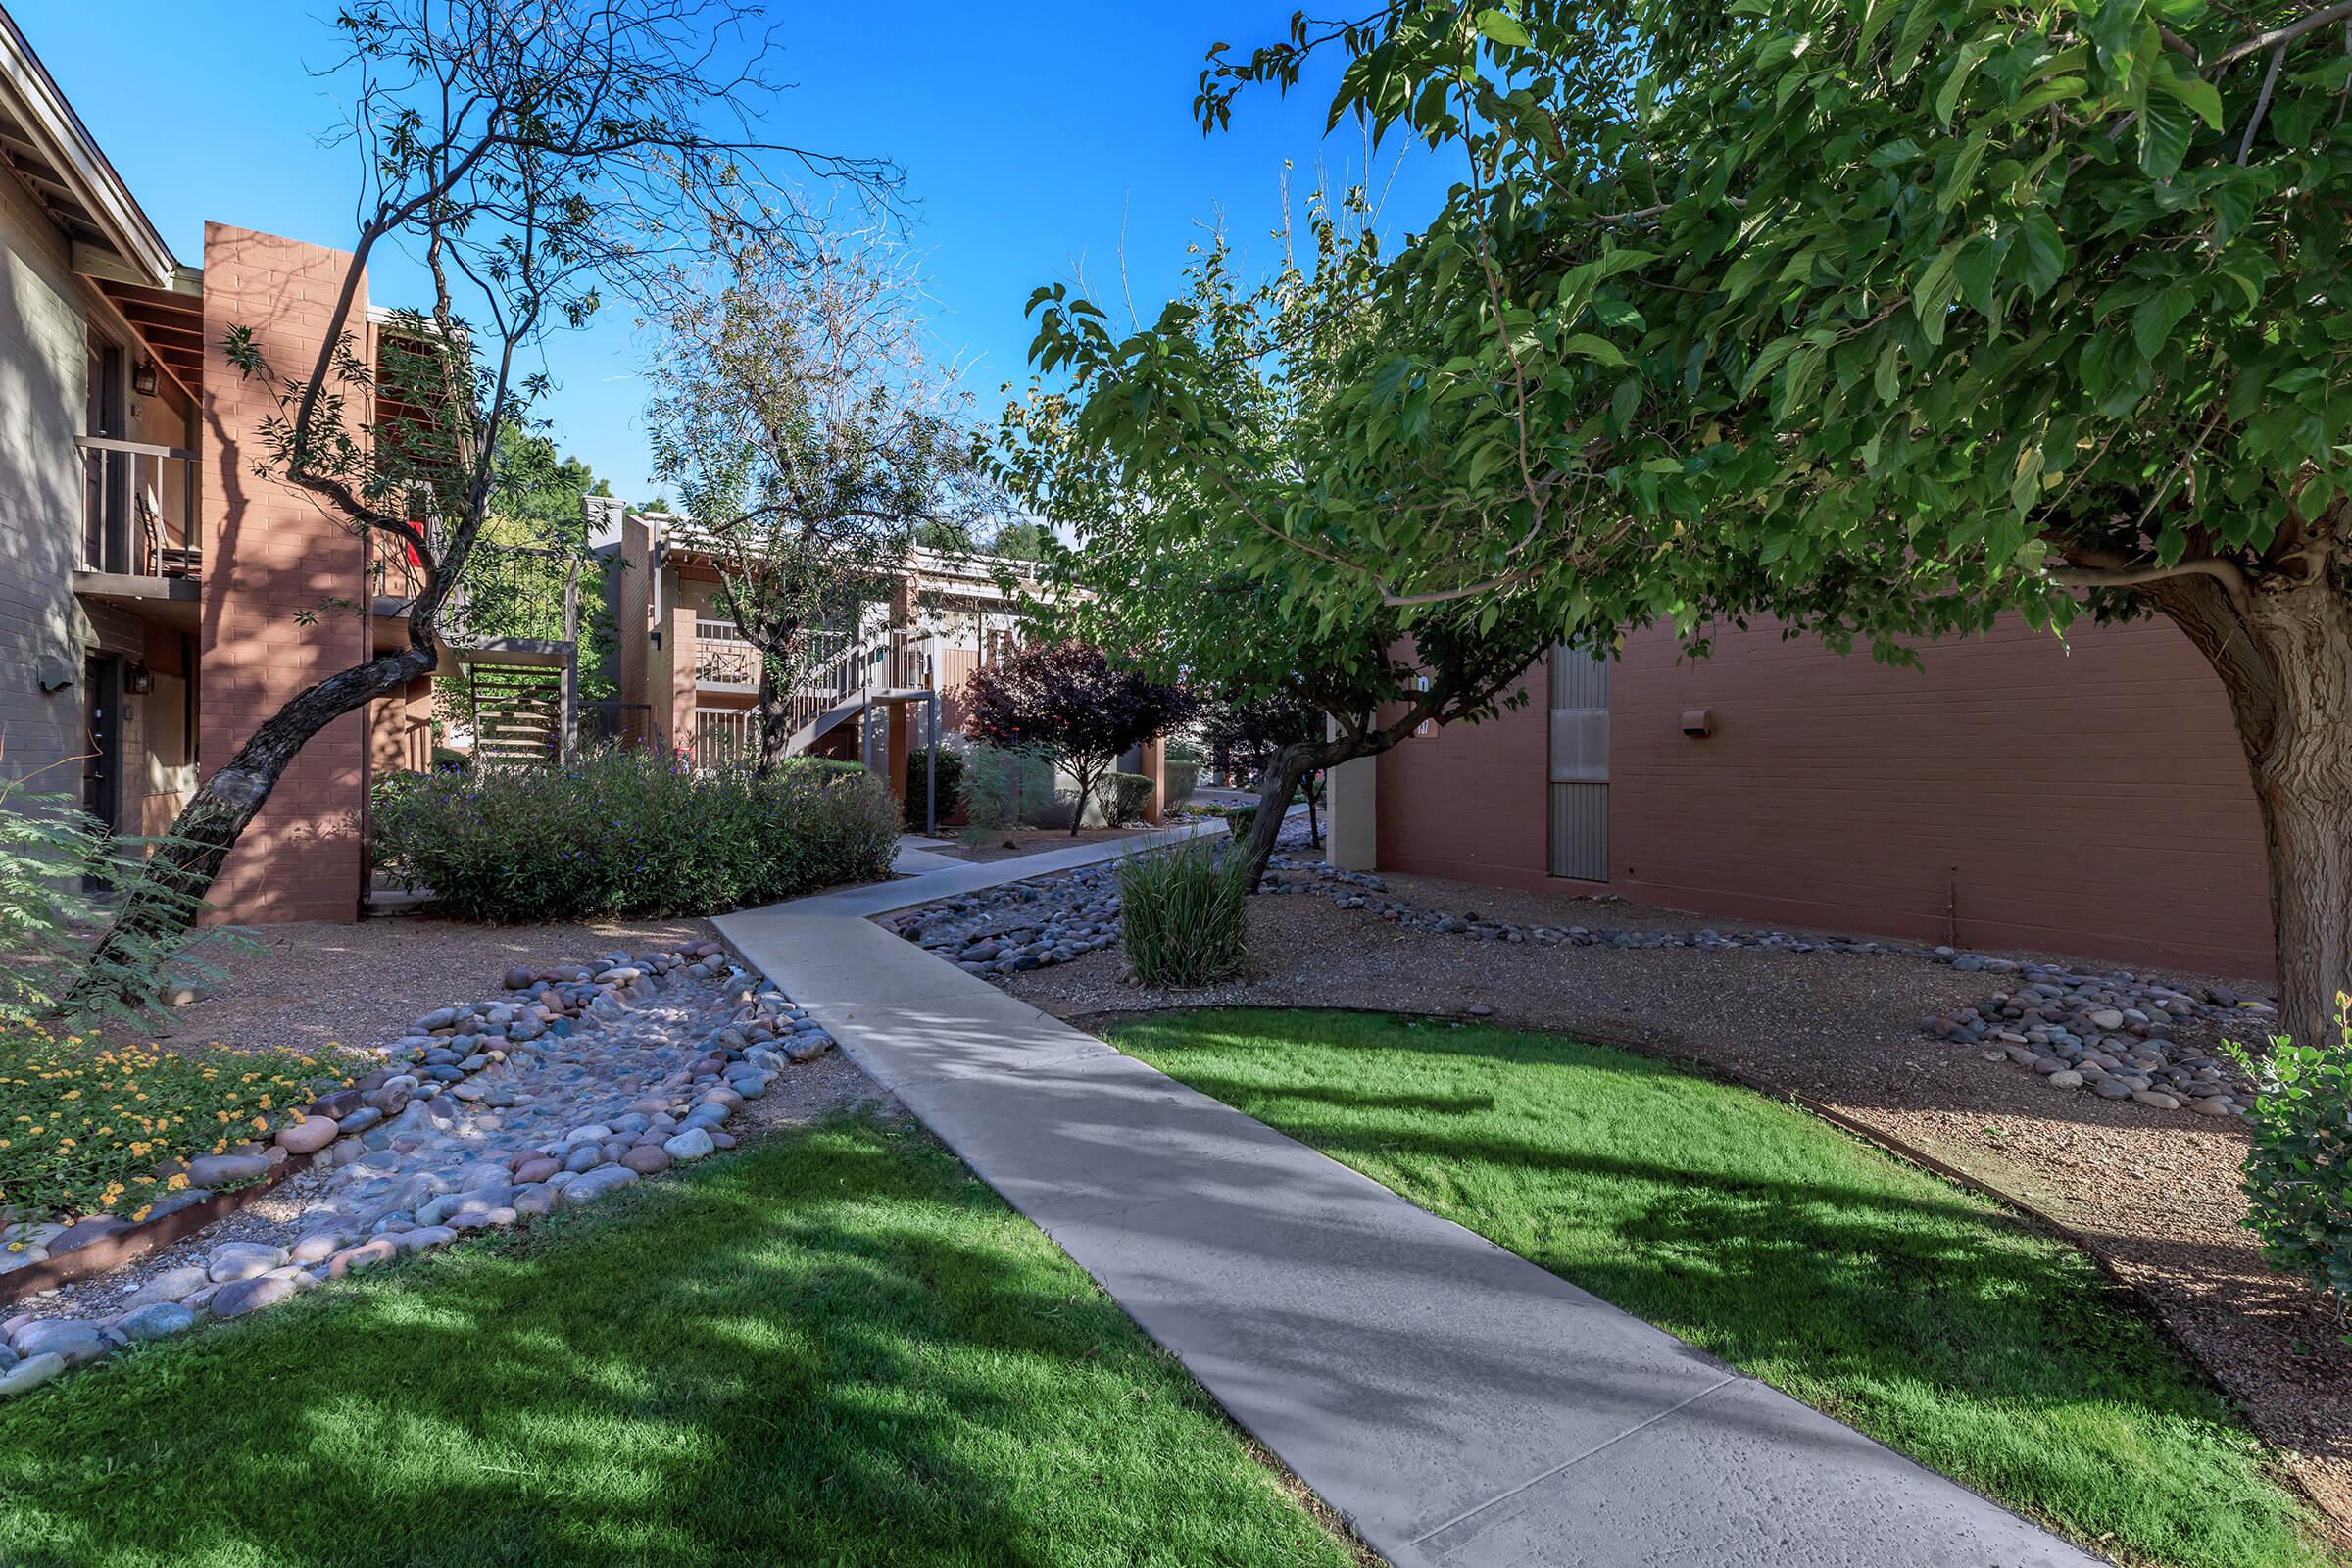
[0, 1115, 1356, 1568]
[1110, 1008, 2326, 1568]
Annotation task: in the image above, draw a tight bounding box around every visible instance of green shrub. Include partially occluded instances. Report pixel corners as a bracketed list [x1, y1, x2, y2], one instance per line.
[0, 1026, 346, 1224]
[0, 779, 240, 1027]
[1116, 840, 1250, 988]
[1106, 771, 1155, 827]
[1223, 805, 1259, 841]
[2229, 997, 2352, 1304]
[904, 747, 965, 830]
[369, 745, 899, 922]
[1165, 759, 1200, 811]
[957, 744, 1054, 831]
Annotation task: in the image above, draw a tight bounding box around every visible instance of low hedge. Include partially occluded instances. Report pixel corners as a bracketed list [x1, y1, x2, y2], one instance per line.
[370, 747, 900, 923]
[1, 1027, 343, 1225]
[1107, 771, 1155, 827]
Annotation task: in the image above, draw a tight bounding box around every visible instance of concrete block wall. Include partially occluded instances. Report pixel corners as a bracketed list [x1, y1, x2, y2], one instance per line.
[1374, 614, 2274, 979]
[197, 223, 370, 924]
[0, 166, 92, 788]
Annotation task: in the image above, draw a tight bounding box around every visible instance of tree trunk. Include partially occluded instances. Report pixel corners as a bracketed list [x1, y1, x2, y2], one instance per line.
[1306, 775, 1322, 847]
[1066, 760, 1095, 836]
[1239, 739, 1371, 892]
[2145, 568, 2352, 1051]
[70, 643, 436, 1007]
[754, 656, 790, 776]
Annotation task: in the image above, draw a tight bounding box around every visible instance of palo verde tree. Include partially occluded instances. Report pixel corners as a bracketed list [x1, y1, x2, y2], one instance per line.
[644, 214, 980, 772]
[76, 0, 892, 990]
[958, 642, 1194, 835]
[1046, 0, 2352, 1047]
[1004, 192, 1579, 892]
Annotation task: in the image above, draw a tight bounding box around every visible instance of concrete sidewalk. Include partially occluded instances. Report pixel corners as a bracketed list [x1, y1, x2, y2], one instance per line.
[718, 842, 2100, 1568]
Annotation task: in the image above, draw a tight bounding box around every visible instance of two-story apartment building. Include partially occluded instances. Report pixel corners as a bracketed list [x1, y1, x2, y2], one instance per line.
[603, 503, 1034, 771]
[0, 8, 561, 925]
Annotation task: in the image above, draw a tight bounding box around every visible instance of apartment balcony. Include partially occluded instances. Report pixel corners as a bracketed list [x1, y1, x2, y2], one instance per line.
[693, 619, 759, 692]
[70, 435, 201, 629]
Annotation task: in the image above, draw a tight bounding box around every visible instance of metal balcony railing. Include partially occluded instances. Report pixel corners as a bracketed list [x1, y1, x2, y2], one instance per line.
[77, 435, 199, 579]
[371, 534, 582, 649]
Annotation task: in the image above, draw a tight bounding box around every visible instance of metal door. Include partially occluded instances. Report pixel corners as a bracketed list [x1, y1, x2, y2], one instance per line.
[1547, 645, 1609, 880]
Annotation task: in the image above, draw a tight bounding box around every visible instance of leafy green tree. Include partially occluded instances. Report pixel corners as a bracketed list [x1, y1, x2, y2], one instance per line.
[1003, 194, 1571, 892]
[1041, 0, 2352, 1046]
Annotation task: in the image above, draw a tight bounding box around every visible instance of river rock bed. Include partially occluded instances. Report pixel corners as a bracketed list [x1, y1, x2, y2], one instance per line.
[0, 941, 832, 1401]
[883, 829, 2277, 1120]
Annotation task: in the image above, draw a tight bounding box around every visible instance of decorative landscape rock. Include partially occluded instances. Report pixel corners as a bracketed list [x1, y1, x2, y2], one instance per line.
[884, 817, 2277, 1124]
[2, 937, 843, 1397]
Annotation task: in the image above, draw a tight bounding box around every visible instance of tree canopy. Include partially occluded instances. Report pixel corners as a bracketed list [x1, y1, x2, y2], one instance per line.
[1017, 0, 2352, 1045]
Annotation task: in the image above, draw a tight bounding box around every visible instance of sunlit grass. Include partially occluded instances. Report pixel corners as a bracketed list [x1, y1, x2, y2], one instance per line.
[0, 1114, 1355, 1568]
[1112, 1008, 2326, 1568]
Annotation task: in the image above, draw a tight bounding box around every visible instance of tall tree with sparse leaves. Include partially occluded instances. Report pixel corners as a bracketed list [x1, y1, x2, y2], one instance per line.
[75, 0, 893, 998]
[645, 219, 979, 772]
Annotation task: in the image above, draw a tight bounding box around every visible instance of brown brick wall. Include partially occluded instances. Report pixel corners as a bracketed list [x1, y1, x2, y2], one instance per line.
[197, 223, 370, 924]
[1373, 614, 2275, 978]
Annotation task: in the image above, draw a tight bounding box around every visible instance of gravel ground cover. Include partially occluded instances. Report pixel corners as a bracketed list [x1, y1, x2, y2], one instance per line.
[883, 830, 2352, 1543]
[2, 934, 870, 1402]
[118, 915, 727, 1059]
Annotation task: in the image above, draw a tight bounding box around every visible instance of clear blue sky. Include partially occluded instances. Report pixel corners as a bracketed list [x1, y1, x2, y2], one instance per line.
[14, 1, 1448, 505]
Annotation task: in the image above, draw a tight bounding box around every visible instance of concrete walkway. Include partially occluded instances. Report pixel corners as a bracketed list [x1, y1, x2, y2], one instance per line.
[717, 840, 2100, 1568]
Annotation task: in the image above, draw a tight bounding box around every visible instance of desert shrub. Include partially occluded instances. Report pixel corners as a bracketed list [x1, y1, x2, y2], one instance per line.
[1164, 759, 1200, 811]
[1116, 840, 1250, 988]
[369, 745, 899, 922]
[2229, 999, 2352, 1304]
[957, 744, 1054, 831]
[0, 779, 240, 1027]
[1106, 771, 1155, 827]
[904, 746, 964, 830]
[0, 1026, 346, 1225]
[1223, 805, 1258, 841]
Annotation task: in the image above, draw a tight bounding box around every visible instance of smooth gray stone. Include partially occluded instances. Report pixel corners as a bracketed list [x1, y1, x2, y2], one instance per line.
[115, 1302, 197, 1342]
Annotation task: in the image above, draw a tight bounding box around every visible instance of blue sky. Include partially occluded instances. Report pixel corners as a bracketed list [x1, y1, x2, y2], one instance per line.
[15, 1, 1448, 506]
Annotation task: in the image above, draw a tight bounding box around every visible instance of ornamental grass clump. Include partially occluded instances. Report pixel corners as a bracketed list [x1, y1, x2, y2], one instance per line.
[0, 1027, 343, 1226]
[2229, 998, 2352, 1310]
[1116, 840, 1250, 989]
[369, 745, 900, 923]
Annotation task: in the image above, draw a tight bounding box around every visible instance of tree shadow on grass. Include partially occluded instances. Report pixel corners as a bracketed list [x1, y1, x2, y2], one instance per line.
[0, 1118, 1354, 1568]
[1114, 1017, 2324, 1566]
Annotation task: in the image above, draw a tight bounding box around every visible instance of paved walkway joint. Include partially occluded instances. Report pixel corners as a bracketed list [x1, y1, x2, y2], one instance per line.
[718, 828, 2100, 1568]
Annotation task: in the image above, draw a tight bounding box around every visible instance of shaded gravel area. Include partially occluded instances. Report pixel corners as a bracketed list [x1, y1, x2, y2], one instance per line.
[112, 916, 728, 1059]
[982, 859, 2352, 1541]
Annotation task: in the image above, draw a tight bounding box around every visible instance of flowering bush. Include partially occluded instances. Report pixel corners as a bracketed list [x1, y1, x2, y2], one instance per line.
[370, 745, 900, 922]
[2229, 996, 2352, 1306]
[0, 1026, 342, 1225]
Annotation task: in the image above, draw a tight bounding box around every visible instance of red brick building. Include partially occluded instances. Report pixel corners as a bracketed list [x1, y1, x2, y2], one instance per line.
[1339, 616, 2273, 978]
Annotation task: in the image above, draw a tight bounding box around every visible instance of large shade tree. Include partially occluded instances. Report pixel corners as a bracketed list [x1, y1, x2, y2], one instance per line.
[1037, 0, 2352, 1047]
[644, 217, 979, 772]
[76, 0, 891, 991]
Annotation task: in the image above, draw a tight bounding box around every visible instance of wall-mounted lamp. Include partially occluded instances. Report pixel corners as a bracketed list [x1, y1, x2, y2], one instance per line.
[131, 358, 160, 398]
[1680, 708, 1714, 737]
[125, 661, 154, 695]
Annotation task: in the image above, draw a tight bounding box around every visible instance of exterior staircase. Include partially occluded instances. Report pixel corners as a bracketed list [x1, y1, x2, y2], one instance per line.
[466, 664, 566, 765]
[780, 628, 932, 756]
